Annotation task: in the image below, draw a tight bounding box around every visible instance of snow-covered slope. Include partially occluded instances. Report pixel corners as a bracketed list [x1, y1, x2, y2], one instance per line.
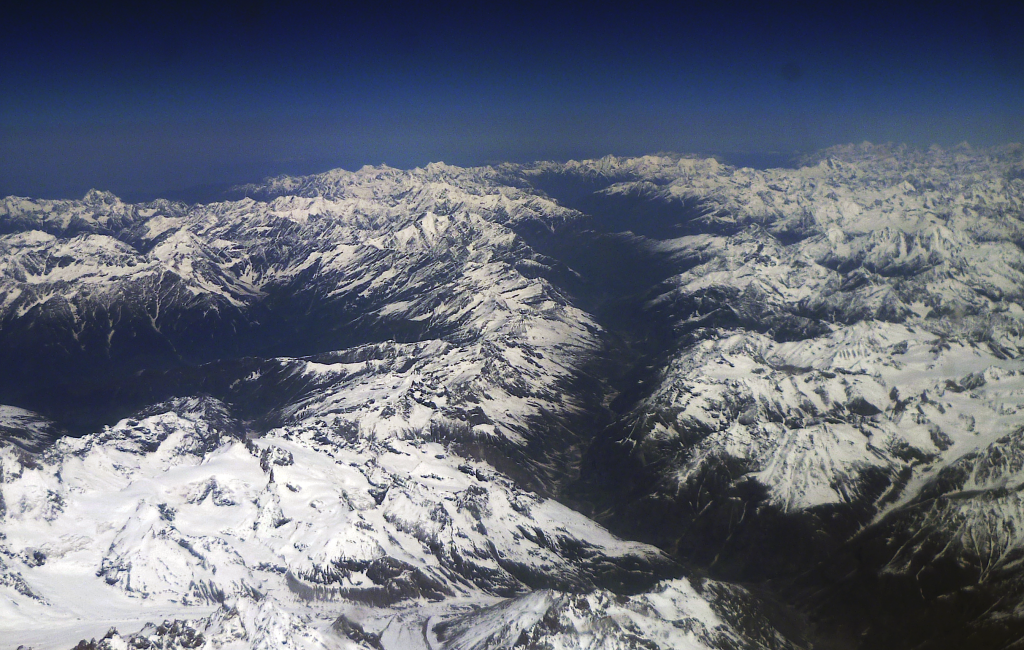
[0, 398, 795, 650]
[0, 406, 62, 453]
[547, 144, 1024, 647]
[0, 164, 596, 450]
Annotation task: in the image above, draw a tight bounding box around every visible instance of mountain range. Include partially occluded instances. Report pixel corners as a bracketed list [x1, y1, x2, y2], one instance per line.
[2, 142, 1024, 649]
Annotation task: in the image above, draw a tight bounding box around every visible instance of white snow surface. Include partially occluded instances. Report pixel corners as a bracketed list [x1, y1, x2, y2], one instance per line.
[0, 397, 767, 650]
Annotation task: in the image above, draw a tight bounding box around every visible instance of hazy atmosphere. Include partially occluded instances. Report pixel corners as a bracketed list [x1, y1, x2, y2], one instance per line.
[3, 2, 1022, 199]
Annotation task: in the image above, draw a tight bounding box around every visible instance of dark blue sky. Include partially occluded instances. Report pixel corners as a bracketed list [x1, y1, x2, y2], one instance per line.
[2, 2, 1023, 199]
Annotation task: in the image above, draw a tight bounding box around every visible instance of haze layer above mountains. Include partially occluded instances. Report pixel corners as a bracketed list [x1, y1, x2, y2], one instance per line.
[5, 2, 1024, 199]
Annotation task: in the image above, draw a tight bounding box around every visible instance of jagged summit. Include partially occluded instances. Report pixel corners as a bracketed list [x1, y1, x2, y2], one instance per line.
[82, 188, 120, 204]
